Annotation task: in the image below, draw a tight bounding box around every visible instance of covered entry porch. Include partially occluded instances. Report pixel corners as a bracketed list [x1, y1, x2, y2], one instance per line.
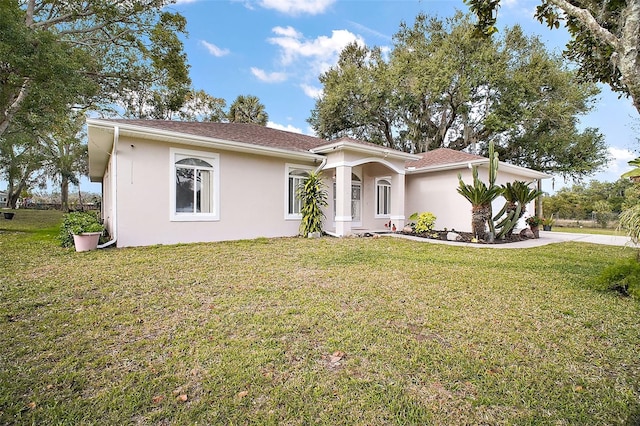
[312, 138, 419, 237]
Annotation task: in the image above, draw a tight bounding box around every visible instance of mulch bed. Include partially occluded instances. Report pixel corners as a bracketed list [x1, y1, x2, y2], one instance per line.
[400, 230, 528, 244]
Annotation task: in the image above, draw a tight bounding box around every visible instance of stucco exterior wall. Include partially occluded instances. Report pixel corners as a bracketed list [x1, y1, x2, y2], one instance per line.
[111, 135, 316, 247]
[405, 166, 539, 233]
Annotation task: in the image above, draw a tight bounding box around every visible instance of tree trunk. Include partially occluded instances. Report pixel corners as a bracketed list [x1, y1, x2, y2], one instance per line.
[61, 176, 69, 212]
[471, 205, 489, 240]
[7, 180, 26, 209]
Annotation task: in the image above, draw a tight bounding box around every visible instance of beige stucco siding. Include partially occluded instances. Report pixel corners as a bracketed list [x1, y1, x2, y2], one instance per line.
[405, 166, 539, 233]
[111, 135, 315, 247]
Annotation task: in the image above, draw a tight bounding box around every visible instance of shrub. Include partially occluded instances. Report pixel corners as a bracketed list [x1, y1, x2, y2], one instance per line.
[297, 171, 328, 237]
[596, 257, 640, 299]
[59, 211, 104, 247]
[414, 212, 437, 234]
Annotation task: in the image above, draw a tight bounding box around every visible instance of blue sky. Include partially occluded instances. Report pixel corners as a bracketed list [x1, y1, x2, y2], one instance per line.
[87, 0, 639, 193]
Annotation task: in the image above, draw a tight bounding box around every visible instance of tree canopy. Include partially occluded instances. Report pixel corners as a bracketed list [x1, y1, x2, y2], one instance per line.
[309, 12, 607, 180]
[465, 0, 640, 113]
[227, 95, 269, 125]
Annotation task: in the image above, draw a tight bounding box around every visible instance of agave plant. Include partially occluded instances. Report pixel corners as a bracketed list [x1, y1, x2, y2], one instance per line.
[457, 166, 502, 240]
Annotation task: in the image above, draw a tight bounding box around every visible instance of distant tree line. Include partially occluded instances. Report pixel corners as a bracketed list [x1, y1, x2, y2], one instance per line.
[542, 179, 638, 221]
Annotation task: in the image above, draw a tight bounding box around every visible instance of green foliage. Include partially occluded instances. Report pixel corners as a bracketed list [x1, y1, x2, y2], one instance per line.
[543, 178, 634, 219]
[525, 216, 543, 227]
[593, 200, 613, 228]
[309, 11, 605, 180]
[457, 166, 502, 239]
[542, 216, 555, 226]
[618, 204, 640, 244]
[297, 171, 328, 237]
[59, 211, 104, 247]
[466, 0, 640, 112]
[227, 95, 269, 125]
[413, 212, 437, 233]
[597, 257, 640, 298]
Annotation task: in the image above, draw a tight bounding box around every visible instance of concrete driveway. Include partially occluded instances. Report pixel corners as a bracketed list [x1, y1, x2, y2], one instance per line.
[390, 230, 639, 249]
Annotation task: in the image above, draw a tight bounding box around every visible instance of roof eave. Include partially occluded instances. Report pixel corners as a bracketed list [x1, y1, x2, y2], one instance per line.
[406, 159, 551, 180]
[87, 119, 324, 180]
[312, 141, 421, 161]
[406, 159, 488, 174]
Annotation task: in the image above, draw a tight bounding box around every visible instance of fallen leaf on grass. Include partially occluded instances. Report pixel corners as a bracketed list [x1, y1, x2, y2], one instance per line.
[27, 402, 36, 409]
[152, 395, 164, 404]
[237, 391, 249, 399]
[329, 350, 345, 363]
[176, 394, 188, 402]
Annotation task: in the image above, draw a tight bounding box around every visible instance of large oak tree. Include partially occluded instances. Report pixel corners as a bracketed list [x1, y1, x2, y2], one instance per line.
[309, 12, 607, 180]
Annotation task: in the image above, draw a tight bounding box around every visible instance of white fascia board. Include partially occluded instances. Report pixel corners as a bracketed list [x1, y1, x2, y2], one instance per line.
[406, 158, 551, 180]
[406, 159, 488, 174]
[86, 119, 324, 163]
[497, 162, 551, 180]
[311, 141, 421, 161]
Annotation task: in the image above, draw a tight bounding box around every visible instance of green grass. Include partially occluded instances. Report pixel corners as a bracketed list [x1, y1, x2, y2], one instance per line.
[1, 211, 639, 425]
[552, 226, 626, 236]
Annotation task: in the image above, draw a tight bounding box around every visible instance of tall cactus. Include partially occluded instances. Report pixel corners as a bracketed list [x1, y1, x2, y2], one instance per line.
[487, 141, 499, 238]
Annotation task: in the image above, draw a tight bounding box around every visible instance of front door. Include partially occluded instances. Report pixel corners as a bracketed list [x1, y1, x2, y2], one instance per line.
[351, 182, 362, 227]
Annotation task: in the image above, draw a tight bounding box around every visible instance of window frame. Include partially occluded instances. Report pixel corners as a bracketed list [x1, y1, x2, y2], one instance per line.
[170, 148, 220, 222]
[285, 163, 313, 220]
[375, 177, 392, 218]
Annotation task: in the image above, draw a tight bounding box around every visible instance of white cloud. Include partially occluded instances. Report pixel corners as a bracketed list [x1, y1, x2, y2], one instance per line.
[200, 40, 230, 57]
[251, 67, 288, 83]
[608, 147, 636, 173]
[268, 26, 364, 67]
[300, 83, 322, 99]
[267, 121, 303, 134]
[258, 0, 335, 15]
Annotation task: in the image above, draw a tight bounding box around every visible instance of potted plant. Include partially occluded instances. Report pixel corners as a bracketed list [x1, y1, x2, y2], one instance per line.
[59, 211, 104, 252]
[542, 216, 555, 231]
[525, 216, 542, 238]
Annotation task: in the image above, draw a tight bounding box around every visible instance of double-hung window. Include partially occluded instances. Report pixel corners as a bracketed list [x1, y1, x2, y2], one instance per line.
[375, 178, 391, 217]
[286, 165, 312, 219]
[171, 148, 219, 221]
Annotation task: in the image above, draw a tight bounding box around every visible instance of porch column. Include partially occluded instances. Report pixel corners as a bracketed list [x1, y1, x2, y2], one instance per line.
[335, 165, 352, 236]
[390, 172, 405, 230]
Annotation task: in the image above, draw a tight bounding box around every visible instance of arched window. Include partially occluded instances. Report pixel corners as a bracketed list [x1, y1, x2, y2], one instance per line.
[287, 167, 310, 216]
[171, 149, 219, 221]
[375, 178, 391, 217]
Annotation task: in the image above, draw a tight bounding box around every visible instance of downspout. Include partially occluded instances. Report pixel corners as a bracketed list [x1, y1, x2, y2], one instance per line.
[98, 126, 118, 248]
[314, 157, 327, 174]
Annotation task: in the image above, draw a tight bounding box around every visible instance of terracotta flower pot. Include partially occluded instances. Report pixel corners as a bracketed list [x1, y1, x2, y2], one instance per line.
[73, 232, 101, 252]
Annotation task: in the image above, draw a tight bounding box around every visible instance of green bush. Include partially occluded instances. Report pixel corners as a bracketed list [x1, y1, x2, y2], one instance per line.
[59, 211, 104, 247]
[596, 257, 640, 298]
[414, 212, 437, 234]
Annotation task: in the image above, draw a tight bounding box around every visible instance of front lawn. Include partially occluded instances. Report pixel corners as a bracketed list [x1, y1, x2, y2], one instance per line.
[1, 212, 639, 424]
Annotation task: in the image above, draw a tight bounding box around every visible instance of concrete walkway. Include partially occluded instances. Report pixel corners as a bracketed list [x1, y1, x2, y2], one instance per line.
[389, 230, 639, 249]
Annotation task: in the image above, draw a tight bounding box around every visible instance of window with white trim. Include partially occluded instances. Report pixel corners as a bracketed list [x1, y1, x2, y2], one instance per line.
[171, 149, 219, 221]
[375, 178, 391, 217]
[286, 165, 312, 218]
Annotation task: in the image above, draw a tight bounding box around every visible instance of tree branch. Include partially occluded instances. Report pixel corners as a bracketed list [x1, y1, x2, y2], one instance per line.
[0, 78, 30, 138]
[547, 0, 621, 50]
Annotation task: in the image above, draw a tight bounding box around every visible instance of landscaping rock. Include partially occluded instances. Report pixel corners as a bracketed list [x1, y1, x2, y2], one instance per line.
[403, 226, 413, 233]
[520, 228, 535, 239]
[447, 231, 463, 241]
